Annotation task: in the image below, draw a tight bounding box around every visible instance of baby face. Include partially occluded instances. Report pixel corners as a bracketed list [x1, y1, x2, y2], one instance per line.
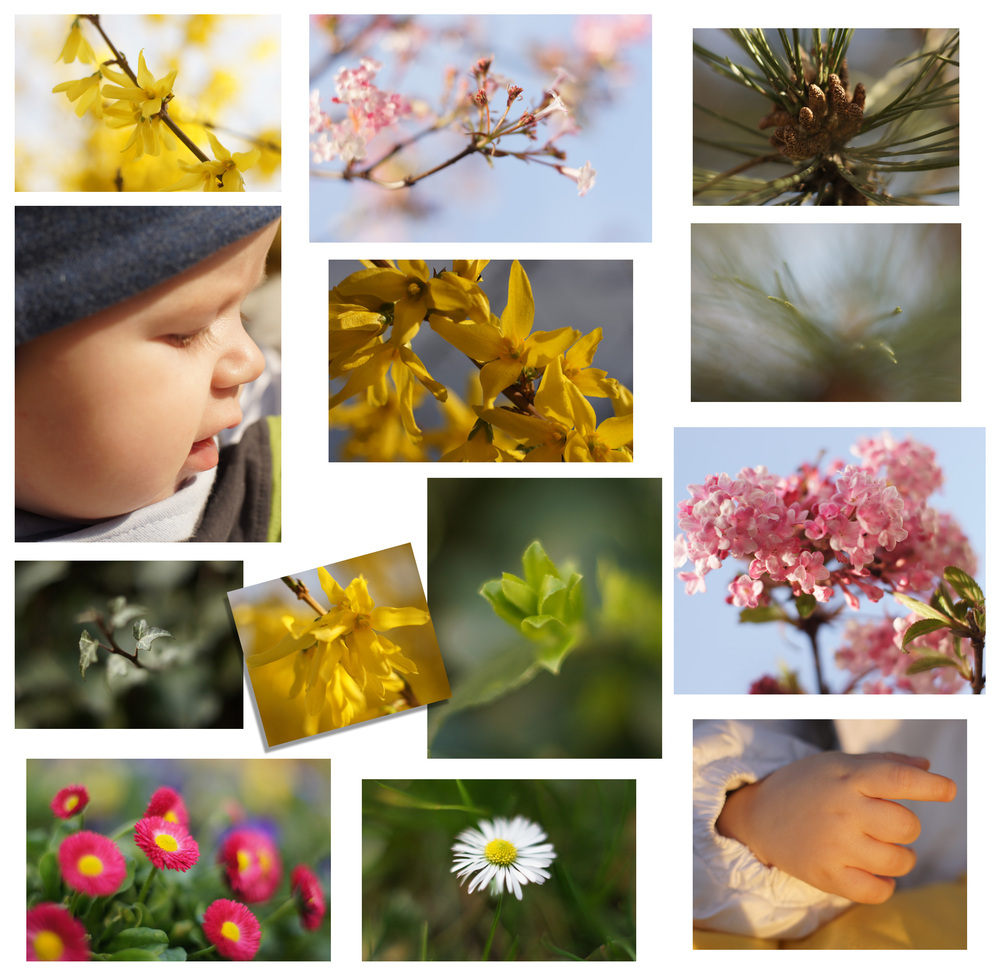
[15, 221, 279, 522]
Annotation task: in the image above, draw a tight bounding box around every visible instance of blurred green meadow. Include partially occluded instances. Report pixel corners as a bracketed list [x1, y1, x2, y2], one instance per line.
[362, 779, 635, 960]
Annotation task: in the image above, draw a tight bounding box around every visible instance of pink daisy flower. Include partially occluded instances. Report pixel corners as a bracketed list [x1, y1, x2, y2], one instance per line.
[218, 829, 282, 903]
[58, 831, 126, 897]
[143, 787, 189, 829]
[26, 903, 90, 961]
[50, 785, 90, 820]
[133, 816, 200, 872]
[290, 865, 326, 931]
[203, 899, 261, 960]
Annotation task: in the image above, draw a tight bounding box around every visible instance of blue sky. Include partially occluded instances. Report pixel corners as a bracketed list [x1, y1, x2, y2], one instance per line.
[673, 427, 986, 695]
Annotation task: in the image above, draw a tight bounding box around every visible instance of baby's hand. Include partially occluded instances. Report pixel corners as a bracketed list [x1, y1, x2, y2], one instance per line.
[715, 751, 957, 904]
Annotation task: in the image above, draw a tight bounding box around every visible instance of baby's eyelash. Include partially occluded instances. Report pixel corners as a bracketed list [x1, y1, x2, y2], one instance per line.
[165, 328, 209, 349]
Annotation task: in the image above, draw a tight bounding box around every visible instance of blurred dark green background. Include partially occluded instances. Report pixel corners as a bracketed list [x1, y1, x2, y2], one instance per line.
[427, 478, 661, 758]
[362, 779, 635, 961]
[15, 561, 244, 729]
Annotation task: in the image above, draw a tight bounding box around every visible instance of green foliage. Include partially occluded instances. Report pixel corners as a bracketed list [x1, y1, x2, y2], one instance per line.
[16, 561, 245, 728]
[428, 478, 661, 757]
[895, 565, 986, 692]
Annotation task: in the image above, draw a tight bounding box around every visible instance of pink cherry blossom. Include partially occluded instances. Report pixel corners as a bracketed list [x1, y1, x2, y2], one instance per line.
[558, 161, 596, 196]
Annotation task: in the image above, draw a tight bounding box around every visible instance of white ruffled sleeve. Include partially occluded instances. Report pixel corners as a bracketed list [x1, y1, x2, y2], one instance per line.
[693, 720, 853, 939]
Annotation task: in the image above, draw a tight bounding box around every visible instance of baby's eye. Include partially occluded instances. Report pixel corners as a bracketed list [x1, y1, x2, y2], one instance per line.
[163, 327, 209, 349]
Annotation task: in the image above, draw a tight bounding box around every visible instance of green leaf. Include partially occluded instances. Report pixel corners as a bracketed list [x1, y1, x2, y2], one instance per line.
[794, 593, 817, 619]
[480, 579, 527, 629]
[39, 850, 61, 901]
[108, 596, 147, 629]
[521, 540, 562, 592]
[134, 624, 173, 652]
[369, 783, 485, 813]
[107, 948, 163, 960]
[944, 566, 985, 604]
[79, 630, 99, 679]
[158, 948, 187, 962]
[892, 592, 956, 624]
[428, 643, 543, 745]
[901, 617, 949, 652]
[105, 928, 170, 953]
[500, 574, 538, 616]
[739, 605, 784, 623]
[905, 654, 967, 677]
[537, 576, 569, 620]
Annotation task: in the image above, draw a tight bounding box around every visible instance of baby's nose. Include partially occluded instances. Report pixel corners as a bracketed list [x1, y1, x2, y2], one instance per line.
[215, 331, 266, 391]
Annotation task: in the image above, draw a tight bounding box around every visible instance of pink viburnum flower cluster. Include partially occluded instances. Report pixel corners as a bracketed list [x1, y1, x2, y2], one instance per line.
[675, 434, 976, 611]
[833, 615, 969, 694]
[310, 58, 412, 165]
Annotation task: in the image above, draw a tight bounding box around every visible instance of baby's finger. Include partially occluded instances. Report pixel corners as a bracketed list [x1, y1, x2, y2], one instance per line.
[857, 751, 930, 770]
[860, 797, 922, 845]
[833, 866, 897, 905]
[856, 760, 957, 802]
[855, 836, 918, 879]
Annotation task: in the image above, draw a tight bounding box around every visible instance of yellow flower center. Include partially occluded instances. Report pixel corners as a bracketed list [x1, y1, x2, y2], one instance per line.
[155, 833, 179, 853]
[405, 279, 424, 298]
[484, 838, 518, 866]
[33, 930, 65, 961]
[65, 794, 79, 811]
[78, 854, 103, 877]
[237, 848, 251, 872]
[221, 920, 241, 942]
[259, 849, 272, 873]
[164, 809, 178, 823]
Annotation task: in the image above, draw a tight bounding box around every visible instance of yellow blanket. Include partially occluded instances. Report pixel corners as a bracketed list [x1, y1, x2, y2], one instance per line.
[694, 879, 966, 950]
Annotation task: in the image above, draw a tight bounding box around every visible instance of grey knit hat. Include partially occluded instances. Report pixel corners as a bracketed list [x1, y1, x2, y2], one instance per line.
[15, 205, 281, 345]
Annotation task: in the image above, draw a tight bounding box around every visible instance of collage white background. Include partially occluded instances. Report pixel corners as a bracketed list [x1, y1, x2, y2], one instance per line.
[8, 3, 992, 976]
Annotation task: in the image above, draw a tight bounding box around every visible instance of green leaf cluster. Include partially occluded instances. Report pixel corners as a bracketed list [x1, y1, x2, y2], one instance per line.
[479, 540, 585, 672]
[895, 566, 986, 684]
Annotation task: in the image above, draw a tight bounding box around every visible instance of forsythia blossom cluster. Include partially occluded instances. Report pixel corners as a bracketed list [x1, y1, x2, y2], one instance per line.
[675, 434, 975, 610]
[242, 568, 430, 731]
[51, 17, 266, 191]
[329, 260, 633, 461]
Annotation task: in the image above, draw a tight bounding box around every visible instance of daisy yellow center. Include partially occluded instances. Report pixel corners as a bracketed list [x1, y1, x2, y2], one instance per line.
[237, 849, 251, 872]
[33, 930, 65, 961]
[484, 838, 518, 866]
[164, 809, 178, 822]
[65, 794, 79, 811]
[155, 833, 179, 852]
[259, 849, 272, 873]
[221, 920, 241, 942]
[78, 854, 103, 876]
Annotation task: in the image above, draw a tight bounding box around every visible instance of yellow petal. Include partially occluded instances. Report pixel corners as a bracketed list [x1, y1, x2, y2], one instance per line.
[500, 260, 534, 342]
[370, 605, 430, 631]
[427, 314, 503, 363]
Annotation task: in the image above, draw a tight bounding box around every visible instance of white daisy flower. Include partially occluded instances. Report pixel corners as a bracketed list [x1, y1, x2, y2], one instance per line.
[451, 815, 555, 901]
